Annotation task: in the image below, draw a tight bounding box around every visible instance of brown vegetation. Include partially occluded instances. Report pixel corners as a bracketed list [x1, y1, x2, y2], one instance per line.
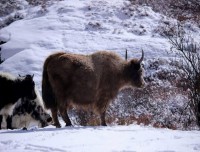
[129, 0, 200, 24]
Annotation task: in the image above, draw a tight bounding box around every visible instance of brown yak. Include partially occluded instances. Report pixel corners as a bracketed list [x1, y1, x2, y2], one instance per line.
[42, 50, 145, 128]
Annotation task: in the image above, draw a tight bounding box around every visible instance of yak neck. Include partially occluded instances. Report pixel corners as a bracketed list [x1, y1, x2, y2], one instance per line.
[12, 79, 24, 102]
[114, 61, 132, 90]
[121, 61, 135, 86]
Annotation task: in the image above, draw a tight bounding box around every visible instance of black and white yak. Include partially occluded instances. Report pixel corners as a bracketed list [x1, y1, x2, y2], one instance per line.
[7, 88, 52, 129]
[0, 72, 52, 129]
[0, 72, 36, 129]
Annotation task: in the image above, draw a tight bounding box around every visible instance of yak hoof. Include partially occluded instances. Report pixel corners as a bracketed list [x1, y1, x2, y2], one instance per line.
[55, 124, 61, 128]
[55, 123, 61, 128]
[65, 122, 73, 127]
[101, 123, 107, 126]
[52, 123, 61, 128]
[22, 127, 27, 130]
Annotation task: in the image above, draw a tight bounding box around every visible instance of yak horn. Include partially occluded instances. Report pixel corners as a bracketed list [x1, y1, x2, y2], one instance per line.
[138, 49, 144, 63]
[125, 49, 128, 61]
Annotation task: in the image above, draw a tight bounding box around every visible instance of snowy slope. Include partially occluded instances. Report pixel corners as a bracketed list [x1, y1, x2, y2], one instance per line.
[0, 0, 200, 151]
[1, 0, 199, 88]
[0, 0, 175, 87]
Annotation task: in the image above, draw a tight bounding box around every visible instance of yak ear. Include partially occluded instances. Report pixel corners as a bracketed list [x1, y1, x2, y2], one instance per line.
[18, 74, 25, 79]
[32, 74, 34, 78]
[138, 49, 144, 63]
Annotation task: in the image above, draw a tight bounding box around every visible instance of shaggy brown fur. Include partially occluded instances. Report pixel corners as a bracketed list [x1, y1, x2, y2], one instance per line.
[42, 51, 145, 128]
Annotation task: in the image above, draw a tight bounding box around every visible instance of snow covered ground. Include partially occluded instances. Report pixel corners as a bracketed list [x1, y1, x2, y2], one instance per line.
[0, 0, 200, 151]
[0, 121, 200, 152]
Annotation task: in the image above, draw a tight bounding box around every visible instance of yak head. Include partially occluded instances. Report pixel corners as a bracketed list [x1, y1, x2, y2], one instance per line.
[125, 50, 146, 88]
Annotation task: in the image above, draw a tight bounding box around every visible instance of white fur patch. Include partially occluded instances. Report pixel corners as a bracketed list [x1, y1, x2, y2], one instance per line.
[1, 116, 7, 129]
[0, 72, 16, 81]
[0, 103, 18, 129]
[12, 114, 42, 129]
[11, 88, 51, 129]
[0, 103, 17, 116]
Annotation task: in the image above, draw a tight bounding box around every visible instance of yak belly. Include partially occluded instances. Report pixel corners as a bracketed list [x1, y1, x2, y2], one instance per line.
[67, 77, 98, 105]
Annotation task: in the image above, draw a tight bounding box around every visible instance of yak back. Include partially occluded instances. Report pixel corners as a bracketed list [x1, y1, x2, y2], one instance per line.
[0, 73, 19, 110]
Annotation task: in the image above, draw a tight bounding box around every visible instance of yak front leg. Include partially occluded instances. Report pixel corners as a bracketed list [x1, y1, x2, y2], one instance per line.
[97, 100, 108, 126]
[59, 106, 72, 126]
[51, 108, 61, 128]
[6, 115, 13, 129]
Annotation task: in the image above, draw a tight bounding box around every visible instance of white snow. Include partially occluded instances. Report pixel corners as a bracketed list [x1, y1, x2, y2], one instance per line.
[0, 121, 200, 152]
[0, 0, 200, 151]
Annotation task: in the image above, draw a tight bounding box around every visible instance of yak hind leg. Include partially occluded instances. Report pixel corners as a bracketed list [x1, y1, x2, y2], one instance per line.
[59, 106, 72, 127]
[100, 111, 107, 126]
[51, 108, 61, 128]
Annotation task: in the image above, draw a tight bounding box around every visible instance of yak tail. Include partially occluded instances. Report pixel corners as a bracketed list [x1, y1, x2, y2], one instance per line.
[42, 57, 56, 109]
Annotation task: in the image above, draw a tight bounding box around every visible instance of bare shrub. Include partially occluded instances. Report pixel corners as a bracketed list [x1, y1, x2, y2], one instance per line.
[26, 0, 62, 11]
[0, 13, 24, 29]
[107, 60, 196, 130]
[164, 24, 200, 127]
[0, 0, 63, 29]
[26, 0, 50, 6]
[0, 0, 23, 17]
